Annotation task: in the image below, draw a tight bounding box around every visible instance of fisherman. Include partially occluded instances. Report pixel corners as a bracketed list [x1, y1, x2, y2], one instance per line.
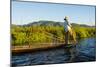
[64, 16, 77, 45]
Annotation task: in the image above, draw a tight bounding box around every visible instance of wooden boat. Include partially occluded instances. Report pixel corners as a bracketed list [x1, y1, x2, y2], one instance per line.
[12, 43, 75, 54]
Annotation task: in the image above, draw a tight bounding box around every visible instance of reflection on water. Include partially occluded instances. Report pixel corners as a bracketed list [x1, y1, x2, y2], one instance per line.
[12, 38, 96, 66]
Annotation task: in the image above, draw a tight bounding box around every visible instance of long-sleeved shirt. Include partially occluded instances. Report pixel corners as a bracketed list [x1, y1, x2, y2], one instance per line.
[64, 19, 71, 32]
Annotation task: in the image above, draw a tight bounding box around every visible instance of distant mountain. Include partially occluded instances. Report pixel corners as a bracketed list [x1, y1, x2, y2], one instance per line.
[71, 23, 95, 28]
[12, 20, 95, 28]
[20, 20, 63, 27]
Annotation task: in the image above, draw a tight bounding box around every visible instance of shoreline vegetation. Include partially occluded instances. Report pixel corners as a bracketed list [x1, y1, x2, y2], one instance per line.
[11, 20, 96, 53]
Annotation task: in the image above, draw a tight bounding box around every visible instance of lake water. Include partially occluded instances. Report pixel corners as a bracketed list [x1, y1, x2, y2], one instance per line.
[12, 38, 96, 66]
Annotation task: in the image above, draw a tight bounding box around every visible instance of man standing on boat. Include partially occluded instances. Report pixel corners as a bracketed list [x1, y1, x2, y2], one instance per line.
[64, 16, 77, 45]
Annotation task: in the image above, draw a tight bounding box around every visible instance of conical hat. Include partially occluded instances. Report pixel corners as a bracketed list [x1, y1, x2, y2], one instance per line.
[64, 16, 69, 20]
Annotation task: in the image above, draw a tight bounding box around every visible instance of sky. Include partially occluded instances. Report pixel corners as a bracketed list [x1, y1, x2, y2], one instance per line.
[12, 1, 96, 25]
